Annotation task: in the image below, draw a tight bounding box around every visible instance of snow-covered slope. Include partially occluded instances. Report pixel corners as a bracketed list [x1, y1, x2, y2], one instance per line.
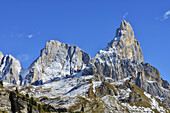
[6, 75, 169, 112]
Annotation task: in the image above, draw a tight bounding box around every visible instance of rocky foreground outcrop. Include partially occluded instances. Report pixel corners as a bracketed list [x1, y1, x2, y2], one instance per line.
[0, 84, 59, 113]
[0, 20, 169, 112]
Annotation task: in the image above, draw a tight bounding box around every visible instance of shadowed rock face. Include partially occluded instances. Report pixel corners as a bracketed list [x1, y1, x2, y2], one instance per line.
[24, 40, 91, 84]
[0, 54, 21, 85]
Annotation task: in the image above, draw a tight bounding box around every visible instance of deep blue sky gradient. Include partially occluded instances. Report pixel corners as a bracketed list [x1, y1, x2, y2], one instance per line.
[0, 0, 170, 82]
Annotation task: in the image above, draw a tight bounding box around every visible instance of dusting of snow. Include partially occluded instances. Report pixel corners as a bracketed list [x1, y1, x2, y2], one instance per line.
[92, 81, 102, 93]
[65, 83, 91, 97]
[44, 62, 63, 79]
[0, 55, 21, 85]
[144, 92, 151, 99]
[144, 91, 167, 112]
[155, 96, 164, 102]
[118, 88, 131, 100]
[18, 75, 94, 98]
[3, 82, 14, 87]
[112, 76, 132, 85]
[160, 86, 170, 92]
[101, 95, 116, 112]
[150, 96, 166, 112]
[147, 81, 156, 83]
[121, 103, 153, 112]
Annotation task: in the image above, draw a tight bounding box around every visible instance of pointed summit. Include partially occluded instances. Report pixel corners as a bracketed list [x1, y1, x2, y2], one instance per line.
[120, 19, 128, 30]
[107, 20, 143, 62]
[91, 20, 144, 82]
[119, 20, 133, 30]
[114, 20, 134, 38]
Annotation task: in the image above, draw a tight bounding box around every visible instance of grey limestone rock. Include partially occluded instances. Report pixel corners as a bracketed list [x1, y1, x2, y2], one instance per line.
[24, 40, 91, 84]
[0, 88, 11, 112]
[107, 20, 143, 63]
[0, 54, 22, 85]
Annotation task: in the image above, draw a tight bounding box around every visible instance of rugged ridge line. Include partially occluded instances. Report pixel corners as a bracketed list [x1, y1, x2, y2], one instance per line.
[0, 20, 169, 110]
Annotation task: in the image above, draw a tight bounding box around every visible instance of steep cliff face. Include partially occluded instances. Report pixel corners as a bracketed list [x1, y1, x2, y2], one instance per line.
[0, 54, 22, 85]
[107, 20, 143, 62]
[23, 40, 91, 84]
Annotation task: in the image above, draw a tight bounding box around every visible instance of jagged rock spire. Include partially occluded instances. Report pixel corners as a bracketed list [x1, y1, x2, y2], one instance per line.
[120, 19, 132, 30]
[107, 20, 143, 63]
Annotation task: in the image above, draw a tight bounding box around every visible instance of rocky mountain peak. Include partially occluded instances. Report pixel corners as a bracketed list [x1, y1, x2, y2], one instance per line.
[89, 20, 144, 82]
[45, 40, 62, 50]
[24, 40, 91, 85]
[120, 19, 132, 30]
[40, 40, 65, 57]
[107, 20, 143, 63]
[0, 54, 22, 85]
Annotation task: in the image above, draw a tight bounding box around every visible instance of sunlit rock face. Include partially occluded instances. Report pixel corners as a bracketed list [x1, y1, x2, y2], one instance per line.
[23, 40, 91, 84]
[107, 20, 143, 62]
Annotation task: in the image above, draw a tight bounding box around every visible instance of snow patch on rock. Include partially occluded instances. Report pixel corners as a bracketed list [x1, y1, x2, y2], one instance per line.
[92, 81, 102, 93]
[112, 76, 132, 85]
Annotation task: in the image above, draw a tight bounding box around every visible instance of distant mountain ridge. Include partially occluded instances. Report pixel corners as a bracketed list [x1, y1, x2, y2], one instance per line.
[0, 20, 169, 112]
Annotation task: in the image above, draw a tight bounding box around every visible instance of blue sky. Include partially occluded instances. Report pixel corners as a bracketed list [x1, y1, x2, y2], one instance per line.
[0, 0, 170, 82]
